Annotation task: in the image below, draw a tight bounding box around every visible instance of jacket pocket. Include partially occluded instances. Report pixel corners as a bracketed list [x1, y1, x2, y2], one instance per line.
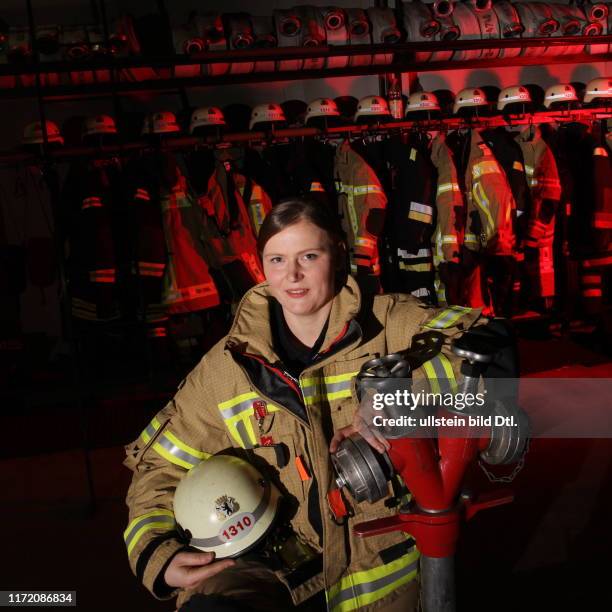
[124, 402, 176, 472]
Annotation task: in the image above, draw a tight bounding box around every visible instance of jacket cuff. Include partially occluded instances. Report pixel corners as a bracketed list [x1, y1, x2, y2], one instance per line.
[141, 537, 185, 600]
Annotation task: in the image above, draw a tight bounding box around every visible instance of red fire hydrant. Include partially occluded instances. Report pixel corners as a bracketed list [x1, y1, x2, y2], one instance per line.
[331, 341, 528, 612]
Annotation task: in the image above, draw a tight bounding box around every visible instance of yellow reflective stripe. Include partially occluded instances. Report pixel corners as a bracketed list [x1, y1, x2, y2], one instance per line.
[436, 182, 460, 196]
[472, 160, 501, 178]
[422, 360, 440, 394]
[355, 236, 377, 248]
[152, 430, 210, 470]
[464, 233, 479, 244]
[422, 354, 457, 394]
[124, 510, 175, 556]
[218, 393, 280, 449]
[301, 372, 358, 405]
[350, 184, 384, 196]
[472, 181, 495, 232]
[441, 235, 458, 244]
[310, 181, 325, 192]
[346, 193, 359, 237]
[399, 262, 433, 272]
[140, 416, 161, 444]
[408, 210, 433, 224]
[524, 164, 534, 176]
[425, 305, 472, 329]
[593, 147, 608, 157]
[326, 547, 419, 612]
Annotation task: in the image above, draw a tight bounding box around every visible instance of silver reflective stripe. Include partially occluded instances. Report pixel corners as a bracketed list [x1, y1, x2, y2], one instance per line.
[142, 421, 157, 440]
[235, 419, 255, 449]
[156, 435, 202, 468]
[426, 306, 471, 329]
[424, 355, 452, 394]
[409, 201, 433, 215]
[325, 380, 352, 395]
[220, 397, 254, 420]
[190, 482, 271, 548]
[327, 557, 419, 611]
[398, 248, 432, 259]
[124, 514, 174, 551]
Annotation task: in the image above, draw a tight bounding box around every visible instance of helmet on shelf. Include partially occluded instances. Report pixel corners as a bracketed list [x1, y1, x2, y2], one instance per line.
[543, 83, 578, 108]
[249, 103, 286, 130]
[173, 455, 281, 559]
[406, 91, 441, 114]
[189, 107, 226, 134]
[22, 120, 64, 145]
[141, 111, 181, 135]
[304, 98, 340, 125]
[583, 77, 612, 104]
[354, 95, 391, 122]
[82, 114, 118, 138]
[452, 87, 487, 114]
[497, 85, 532, 111]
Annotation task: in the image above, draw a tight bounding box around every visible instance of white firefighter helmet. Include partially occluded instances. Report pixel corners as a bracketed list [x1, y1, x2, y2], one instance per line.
[406, 91, 441, 113]
[543, 83, 578, 108]
[354, 95, 391, 121]
[173, 455, 281, 559]
[22, 120, 64, 145]
[189, 106, 226, 133]
[304, 98, 340, 124]
[497, 85, 532, 111]
[583, 77, 612, 104]
[82, 114, 117, 138]
[452, 87, 487, 114]
[141, 111, 180, 135]
[249, 103, 286, 130]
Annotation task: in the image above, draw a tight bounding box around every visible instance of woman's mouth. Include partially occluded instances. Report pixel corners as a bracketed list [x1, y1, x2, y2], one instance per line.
[286, 288, 309, 298]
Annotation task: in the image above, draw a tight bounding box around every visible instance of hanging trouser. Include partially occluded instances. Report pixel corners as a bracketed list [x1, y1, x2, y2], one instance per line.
[483, 254, 517, 318]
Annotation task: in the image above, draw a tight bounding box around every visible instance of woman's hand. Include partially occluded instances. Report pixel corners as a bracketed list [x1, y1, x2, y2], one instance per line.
[329, 389, 391, 455]
[164, 551, 235, 590]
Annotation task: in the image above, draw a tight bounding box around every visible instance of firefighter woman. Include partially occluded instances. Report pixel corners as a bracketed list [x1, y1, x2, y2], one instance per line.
[124, 198, 482, 611]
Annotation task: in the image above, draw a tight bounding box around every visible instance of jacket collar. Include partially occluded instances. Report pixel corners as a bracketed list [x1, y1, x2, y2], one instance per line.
[470, 128, 492, 159]
[225, 275, 362, 364]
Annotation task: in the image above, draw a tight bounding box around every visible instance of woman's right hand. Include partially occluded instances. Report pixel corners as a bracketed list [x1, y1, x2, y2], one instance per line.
[329, 388, 391, 455]
[164, 551, 235, 590]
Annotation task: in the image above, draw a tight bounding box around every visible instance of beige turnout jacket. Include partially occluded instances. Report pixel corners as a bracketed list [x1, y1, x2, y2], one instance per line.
[124, 276, 481, 610]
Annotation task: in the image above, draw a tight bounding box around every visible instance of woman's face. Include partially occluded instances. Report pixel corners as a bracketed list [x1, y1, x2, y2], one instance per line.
[262, 219, 337, 320]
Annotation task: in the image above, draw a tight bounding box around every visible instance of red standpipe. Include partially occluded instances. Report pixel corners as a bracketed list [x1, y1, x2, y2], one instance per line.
[354, 409, 513, 557]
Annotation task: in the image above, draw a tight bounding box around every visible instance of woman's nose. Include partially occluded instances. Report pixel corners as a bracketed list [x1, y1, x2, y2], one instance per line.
[287, 260, 303, 281]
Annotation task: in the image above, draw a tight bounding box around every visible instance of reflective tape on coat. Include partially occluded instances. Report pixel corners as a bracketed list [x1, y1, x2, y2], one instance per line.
[326, 545, 419, 612]
[124, 509, 175, 556]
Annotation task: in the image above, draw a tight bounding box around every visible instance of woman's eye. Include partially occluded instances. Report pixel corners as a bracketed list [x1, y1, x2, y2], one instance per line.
[303, 253, 318, 261]
[269, 257, 283, 264]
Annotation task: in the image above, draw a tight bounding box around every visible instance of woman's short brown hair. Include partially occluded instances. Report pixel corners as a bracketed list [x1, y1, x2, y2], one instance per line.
[257, 198, 346, 255]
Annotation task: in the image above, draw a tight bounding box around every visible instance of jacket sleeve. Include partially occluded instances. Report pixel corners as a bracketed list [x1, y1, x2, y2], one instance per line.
[123, 355, 233, 599]
[525, 144, 561, 249]
[351, 149, 388, 277]
[431, 135, 464, 264]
